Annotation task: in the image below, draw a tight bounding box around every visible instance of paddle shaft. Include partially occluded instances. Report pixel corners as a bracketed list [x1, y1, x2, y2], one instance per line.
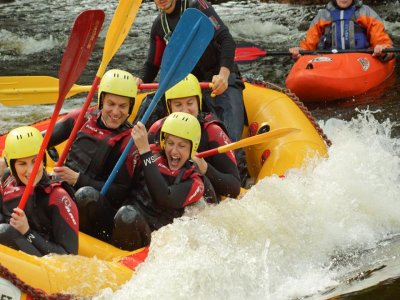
[0, 78, 211, 106]
[196, 127, 300, 158]
[100, 9, 214, 195]
[18, 10, 104, 210]
[235, 43, 399, 62]
[56, 0, 143, 167]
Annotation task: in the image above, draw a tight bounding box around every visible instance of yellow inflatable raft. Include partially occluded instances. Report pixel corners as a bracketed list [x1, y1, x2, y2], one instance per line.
[0, 82, 328, 299]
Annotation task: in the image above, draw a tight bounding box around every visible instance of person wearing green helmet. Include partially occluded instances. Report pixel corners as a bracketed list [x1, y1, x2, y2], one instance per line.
[110, 112, 209, 250]
[146, 74, 241, 201]
[48, 69, 142, 243]
[0, 126, 79, 256]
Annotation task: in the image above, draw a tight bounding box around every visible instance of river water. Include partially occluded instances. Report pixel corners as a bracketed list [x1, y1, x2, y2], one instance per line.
[1, 1, 400, 299]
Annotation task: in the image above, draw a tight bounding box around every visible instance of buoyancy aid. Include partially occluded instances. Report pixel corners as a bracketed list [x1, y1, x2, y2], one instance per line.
[66, 112, 132, 178]
[319, 3, 369, 50]
[1, 174, 77, 239]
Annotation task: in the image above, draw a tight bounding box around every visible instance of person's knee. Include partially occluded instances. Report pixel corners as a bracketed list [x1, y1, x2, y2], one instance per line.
[0, 223, 19, 244]
[112, 205, 151, 250]
[75, 186, 101, 207]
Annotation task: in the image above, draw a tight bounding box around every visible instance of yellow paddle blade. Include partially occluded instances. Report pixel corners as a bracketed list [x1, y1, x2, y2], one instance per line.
[218, 127, 300, 154]
[96, 0, 142, 77]
[0, 76, 91, 106]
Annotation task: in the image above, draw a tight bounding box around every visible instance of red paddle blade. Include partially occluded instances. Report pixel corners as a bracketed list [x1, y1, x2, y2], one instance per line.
[59, 9, 105, 100]
[234, 42, 266, 63]
[18, 10, 105, 210]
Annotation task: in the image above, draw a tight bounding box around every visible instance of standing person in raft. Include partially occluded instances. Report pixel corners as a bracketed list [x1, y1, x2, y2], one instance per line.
[289, 0, 394, 61]
[111, 112, 210, 250]
[0, 126, 79, 256]
[138, 0, 246, 144]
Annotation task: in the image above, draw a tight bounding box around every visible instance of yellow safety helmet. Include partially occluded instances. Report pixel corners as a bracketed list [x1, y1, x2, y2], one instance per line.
[3, 126, 44, 168]
[160, 112, 201, 158]
[98, 69, 137, 116]
[165, 74, 202, 114]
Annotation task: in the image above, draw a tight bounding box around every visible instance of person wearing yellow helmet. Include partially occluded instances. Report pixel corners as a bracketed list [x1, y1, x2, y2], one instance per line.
[0, 126, 78, 256]
[137, 0, 246, 143]
[147, 74, 241, 201]
[109, 112, 208, 250]
[48, 69, 142, 244]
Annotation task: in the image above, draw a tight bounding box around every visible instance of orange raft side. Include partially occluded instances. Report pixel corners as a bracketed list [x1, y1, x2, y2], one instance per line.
[285, 53, 395, 102]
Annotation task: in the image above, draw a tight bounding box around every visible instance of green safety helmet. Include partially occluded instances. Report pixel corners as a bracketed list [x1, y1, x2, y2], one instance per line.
[160, 112, 201, 158]
[98, 69, 137, 116]
[165, 74, 202, 114]
[3, 126, 45, 173]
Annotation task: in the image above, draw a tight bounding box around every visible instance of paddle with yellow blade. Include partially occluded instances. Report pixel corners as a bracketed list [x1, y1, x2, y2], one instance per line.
[18, 10, 104, 210]
[0, 75, 211, 106]
[196, 128, 300, 158]
[101, 8, 214, 194]
[235, 41, 400, 63]
[56, 0, 142, 167]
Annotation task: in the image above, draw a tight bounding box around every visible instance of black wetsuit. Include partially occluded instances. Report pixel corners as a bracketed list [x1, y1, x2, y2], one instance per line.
[148, 113, 241, 200]
[111, 147, 205, 250]
[139, 0, 245, 142]
[0, 173, 79, 256]
[48, 107, 141, 242]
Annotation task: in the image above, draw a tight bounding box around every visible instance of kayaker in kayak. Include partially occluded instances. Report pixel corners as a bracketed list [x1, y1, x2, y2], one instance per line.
[289, 0, 394, 61]
[145, 74, 241, 201]
[111, 112, 207, 250]
[137, 0, 246, 144]
[48, 69, 141, 243]
[0, 126, 79, 256]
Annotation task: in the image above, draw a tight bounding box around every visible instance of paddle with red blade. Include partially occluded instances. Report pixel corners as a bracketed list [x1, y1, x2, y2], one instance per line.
[18, 10, 104, 210]
[196, 128, 299, 158]
[235, 42, 400, 63]
[101, 8, 214, 195]
[56, 0, 143, 167]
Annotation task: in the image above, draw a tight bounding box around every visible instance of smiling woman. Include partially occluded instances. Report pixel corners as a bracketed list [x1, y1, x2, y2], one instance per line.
[0, 126, 79, 257]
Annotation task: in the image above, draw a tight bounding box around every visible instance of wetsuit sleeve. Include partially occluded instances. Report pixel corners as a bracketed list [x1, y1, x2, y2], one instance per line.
[140, 16, 165, 83]
[299, 9, 332, 50]
[140, 151, 204, 208]
[204, 124, 241, 198]
[25, 188, 79, 255]
[47, 108, 81, 147]
[193, 0, 236, 72]
[355, 6, 393, 48]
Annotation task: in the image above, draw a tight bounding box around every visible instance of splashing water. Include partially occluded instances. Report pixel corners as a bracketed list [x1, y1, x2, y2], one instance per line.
[92, 110, 400, 299]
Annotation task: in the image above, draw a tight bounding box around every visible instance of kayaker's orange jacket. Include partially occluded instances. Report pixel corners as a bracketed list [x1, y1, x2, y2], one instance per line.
[299, 2, 393, 50]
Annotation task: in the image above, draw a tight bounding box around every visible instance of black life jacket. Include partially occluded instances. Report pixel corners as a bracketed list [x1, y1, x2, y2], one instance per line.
[1, 174, 74, 240]
[66, 112, 132, 178]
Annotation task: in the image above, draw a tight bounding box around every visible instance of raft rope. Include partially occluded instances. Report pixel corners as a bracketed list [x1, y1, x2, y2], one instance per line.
[243, 77, 332, 147]
[0, 262, 80, 300]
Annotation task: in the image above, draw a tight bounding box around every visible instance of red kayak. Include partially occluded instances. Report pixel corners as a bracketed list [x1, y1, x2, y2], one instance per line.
[285, 53, 396, 102]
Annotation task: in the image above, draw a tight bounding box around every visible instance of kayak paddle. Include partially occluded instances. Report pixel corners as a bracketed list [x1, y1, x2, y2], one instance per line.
[18, 10, 104, 210]
[56, 0, 143, 167]
[235, 42, 400, 63]
[0, 75, 211, 106]
[196, 128, 300, 158]
[101, 8, 214, 195]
